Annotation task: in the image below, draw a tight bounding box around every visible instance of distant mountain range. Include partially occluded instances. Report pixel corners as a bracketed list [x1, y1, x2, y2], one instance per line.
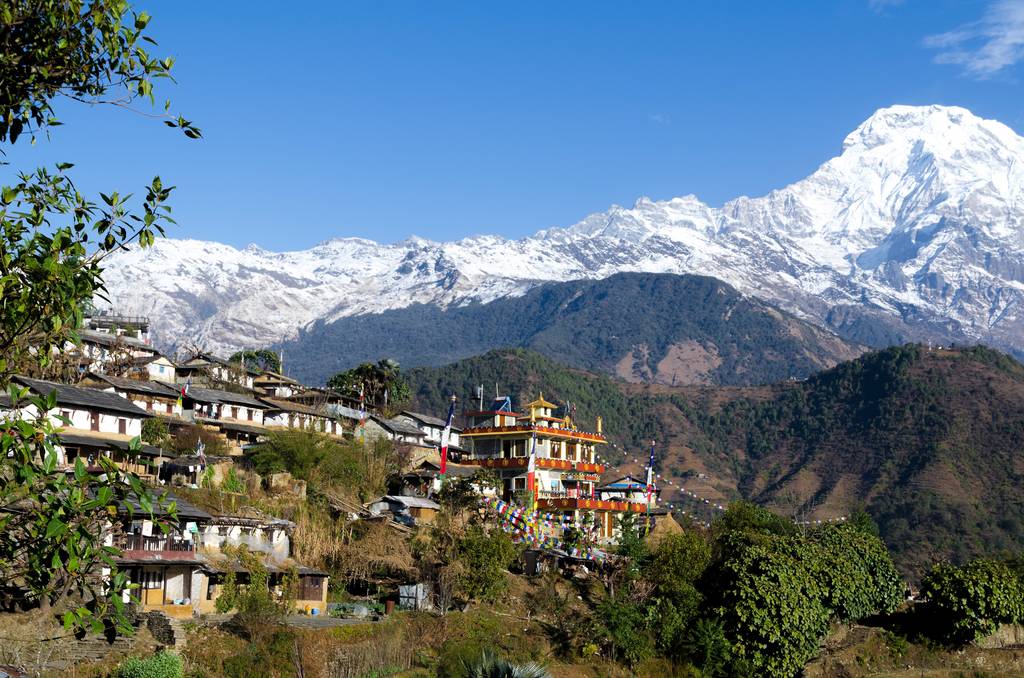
[407, 345, 1024, 579]
[99, 104, 1024, 363]
[279, 272, 864, 386]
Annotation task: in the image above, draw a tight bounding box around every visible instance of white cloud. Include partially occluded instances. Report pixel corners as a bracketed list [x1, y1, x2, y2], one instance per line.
[648, 113, 671, 125]
[923, 0, 1024, 77]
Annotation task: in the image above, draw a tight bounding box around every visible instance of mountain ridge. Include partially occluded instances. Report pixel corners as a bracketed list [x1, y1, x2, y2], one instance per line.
[278, 272, 865, 385]
[98, 104, 1024, 359]
[407, 343, 1024, 579]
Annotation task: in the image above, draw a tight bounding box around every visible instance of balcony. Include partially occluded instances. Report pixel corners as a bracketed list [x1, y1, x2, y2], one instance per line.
[117, 534, 197, 561]
[463, 457, 605, 473]
[535, 496, 648, 513]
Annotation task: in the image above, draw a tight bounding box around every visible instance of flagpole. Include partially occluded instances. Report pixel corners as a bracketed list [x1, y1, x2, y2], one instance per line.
[645, 439, 656, 535]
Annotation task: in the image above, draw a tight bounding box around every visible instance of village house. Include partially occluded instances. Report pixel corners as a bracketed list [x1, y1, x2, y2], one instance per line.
[460, 394, 649, 541]
[366, 494, 441, 526]
[397, 458, 496, 498]
[596, 475, 661, 505]
[253, 371, 302, 398]
[181, 386, 268, 452]
[75, 328, 162, 372]
[197, 514, 329, 614]
[112, 493, 212, 619]
[131, 354, 177, 384]
[176, 352, 259, 390]
[393, 410, 462, 449]
[261, 397, 342, 435]
[81, 372, 184, 418]
[362, 414, 430, 449]
[7, 376, 166, 479]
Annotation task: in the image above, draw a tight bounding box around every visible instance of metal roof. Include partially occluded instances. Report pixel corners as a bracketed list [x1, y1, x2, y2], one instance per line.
[371, 495, 440, 510]
[14, 376, 151, 418]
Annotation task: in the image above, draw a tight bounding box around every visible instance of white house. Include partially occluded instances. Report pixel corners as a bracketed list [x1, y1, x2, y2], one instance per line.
[261, 397, 341, 435]
[81, 372, 184, 418]
[7, 376, 163, 478]
[394, 410, 462, 449]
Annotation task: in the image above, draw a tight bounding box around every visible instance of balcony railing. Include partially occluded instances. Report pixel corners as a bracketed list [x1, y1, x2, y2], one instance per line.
[120, 534, 195, 552]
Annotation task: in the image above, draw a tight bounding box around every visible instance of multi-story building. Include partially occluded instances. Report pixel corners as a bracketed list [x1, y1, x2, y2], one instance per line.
[460, 394, 648, 540]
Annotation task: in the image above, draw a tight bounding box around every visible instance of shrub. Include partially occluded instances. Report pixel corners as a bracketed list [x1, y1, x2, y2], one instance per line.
[461, 649, 551, 678]
[116, 651, 183, 678]
[455, 525, 517, 602]
[920, 558, 1024, 645]
[595, 596, 654, 666]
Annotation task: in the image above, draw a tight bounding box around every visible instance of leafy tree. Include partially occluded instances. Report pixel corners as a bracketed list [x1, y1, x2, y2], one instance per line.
[920, 558, 1024, 645]
[0, 0, 196, 635]
[229, 349, 281, 374]
[710, 535, 831, 676]
[141, 417, 170, 447]
[327, 358, 410, 412]
[809, 522, 903, 621]
[644, 531, 712, 658]
[712, 501, 798, 542]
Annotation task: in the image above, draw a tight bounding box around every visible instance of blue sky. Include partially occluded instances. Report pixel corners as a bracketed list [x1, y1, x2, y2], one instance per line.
[6, 0, 1024, 250]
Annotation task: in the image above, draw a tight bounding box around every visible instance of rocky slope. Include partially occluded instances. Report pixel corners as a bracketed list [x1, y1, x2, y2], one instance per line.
[99, 104, 1024, 358]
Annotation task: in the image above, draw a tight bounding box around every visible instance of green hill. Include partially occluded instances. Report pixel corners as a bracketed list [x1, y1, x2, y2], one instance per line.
[407, 345, 1024, 579]
[281, 272, 864, 386]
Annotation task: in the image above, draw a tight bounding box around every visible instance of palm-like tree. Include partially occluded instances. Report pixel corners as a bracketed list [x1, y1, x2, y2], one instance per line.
[463, 650, 551, 678]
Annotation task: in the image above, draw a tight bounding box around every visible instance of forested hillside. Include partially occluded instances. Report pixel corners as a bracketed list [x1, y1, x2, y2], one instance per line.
[408, 345, 1024, 578]
[282, 272, 864, 386]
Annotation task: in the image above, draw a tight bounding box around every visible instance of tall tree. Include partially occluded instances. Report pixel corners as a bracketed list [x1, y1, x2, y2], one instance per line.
[328, 358, 410, 413]
[0, 0, 197, 635]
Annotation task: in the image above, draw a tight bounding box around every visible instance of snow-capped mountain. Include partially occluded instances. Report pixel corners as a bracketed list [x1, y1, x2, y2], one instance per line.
[99, 104, 1024, 357]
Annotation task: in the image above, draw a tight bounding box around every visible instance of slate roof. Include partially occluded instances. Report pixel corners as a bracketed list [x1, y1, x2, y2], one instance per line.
[14, 376, 151, 418]
[85, 373, 180, 398]
[78, 329, 156, 352]
[400, 410, 462, 432]
[186, 386, 267, 409]
[120, 490, 212, 520]
[372, 415, 426, 438]
[58, 432, 166, 458]
[261, 397, 328, 416]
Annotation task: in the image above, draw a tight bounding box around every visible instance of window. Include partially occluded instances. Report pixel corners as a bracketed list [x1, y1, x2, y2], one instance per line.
[513, 477, 526, 490]
[166, 402, 173, 414]
[551, 441, 563, 459]
[231, 406, 239, 419]
[247, 409, 253, 421]
[90, 412, 100, 431]
[118, 418, 127, 434]
[146, 400, 153, 411]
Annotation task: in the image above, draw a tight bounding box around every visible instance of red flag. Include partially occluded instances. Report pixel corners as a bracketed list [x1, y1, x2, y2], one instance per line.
[439, 396, 456, 475]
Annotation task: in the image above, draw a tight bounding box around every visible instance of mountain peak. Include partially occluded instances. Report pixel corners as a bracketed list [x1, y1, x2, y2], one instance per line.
[841, 104, 1014, 153]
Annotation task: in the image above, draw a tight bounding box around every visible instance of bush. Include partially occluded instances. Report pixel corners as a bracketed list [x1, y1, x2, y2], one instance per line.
[595, 596, 654, 667]
[920, 558, 1024, 645]
[116, 651, 183, 678]
[455, 525, 518, 602]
